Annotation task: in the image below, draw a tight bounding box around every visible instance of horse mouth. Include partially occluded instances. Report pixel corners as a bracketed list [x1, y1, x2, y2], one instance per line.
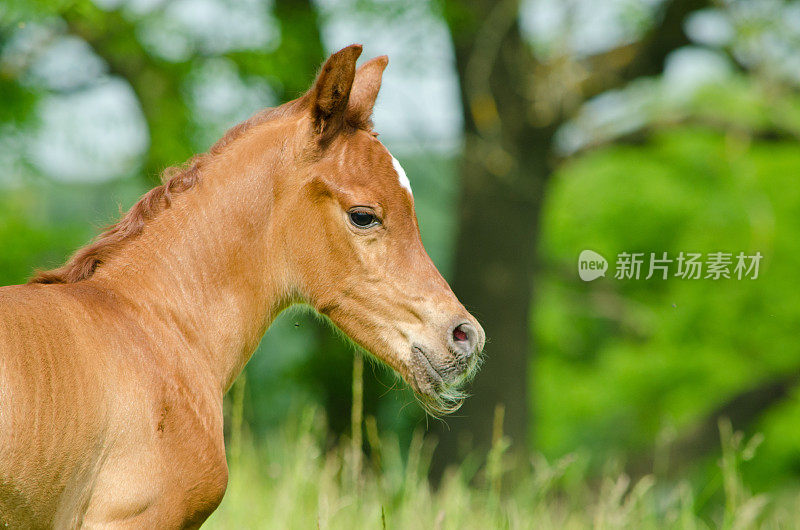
[407, 344, 468, 415]
[410, 344, 445, 395]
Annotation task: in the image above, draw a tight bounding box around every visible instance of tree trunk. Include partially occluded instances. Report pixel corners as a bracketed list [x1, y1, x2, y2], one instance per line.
[432, 0, 715, 475]
[433, 0, 554, 472]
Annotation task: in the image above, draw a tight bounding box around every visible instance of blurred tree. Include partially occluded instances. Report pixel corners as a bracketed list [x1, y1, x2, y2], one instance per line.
[228, 0, 325, 101]
[62, 0, 324, 184]
[434, 0, 712, 471]
[62, 2, 194, 184]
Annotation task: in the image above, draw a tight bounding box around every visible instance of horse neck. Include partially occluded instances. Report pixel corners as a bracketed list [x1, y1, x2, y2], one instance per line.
[93, 146, 290, 393]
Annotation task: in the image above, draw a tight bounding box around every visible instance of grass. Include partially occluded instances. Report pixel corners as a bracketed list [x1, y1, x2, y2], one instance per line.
[205, 404, 800, 529]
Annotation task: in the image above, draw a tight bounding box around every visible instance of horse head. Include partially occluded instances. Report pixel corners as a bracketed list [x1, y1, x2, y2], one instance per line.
[271, 45, 485, 414]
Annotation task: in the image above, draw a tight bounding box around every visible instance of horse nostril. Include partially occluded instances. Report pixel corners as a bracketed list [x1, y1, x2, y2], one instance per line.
[451, 322, 477, 359]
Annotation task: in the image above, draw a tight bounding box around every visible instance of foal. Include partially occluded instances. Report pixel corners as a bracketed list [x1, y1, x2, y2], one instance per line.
[0, 45, 484, 528]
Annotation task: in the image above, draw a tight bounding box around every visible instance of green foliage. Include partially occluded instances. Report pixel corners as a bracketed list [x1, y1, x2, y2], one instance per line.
[0, 195, 76, 286]
[537, 123, 800, 488]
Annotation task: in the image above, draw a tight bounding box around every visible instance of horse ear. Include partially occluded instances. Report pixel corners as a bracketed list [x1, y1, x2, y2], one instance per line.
[309, 44, 362, 137]
[346, 55, 388, 129]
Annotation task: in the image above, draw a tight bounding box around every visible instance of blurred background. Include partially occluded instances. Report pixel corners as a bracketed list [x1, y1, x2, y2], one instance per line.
[3, 0, 800, 526]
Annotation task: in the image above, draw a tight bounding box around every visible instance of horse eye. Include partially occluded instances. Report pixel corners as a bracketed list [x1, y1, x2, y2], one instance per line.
[349, 210, 378, 228]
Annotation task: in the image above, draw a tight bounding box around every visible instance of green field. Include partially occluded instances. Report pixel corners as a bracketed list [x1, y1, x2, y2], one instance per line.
[205, 405, 800, 529]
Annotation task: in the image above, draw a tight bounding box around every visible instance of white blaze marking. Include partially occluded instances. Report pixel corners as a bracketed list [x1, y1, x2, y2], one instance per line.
[391, 156, 412, 195]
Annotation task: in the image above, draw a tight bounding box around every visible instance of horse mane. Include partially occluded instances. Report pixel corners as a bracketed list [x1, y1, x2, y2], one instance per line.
[29, 99, 307, 285]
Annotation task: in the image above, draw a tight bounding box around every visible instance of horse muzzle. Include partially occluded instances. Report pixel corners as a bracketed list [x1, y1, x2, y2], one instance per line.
[406, 318, 485, 412]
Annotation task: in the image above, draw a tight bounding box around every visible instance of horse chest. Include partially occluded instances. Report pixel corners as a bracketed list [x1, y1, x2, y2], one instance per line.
[82, 390, 229, 527]
[154, 403, 229, 505]
[145, 393, 229, 523]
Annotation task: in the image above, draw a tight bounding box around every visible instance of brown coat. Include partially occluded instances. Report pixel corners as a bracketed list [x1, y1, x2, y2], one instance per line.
[0, 46, 483, 528]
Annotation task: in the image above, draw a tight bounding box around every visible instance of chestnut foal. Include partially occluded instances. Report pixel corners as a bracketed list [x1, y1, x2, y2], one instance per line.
[0, 45, 484, 528]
